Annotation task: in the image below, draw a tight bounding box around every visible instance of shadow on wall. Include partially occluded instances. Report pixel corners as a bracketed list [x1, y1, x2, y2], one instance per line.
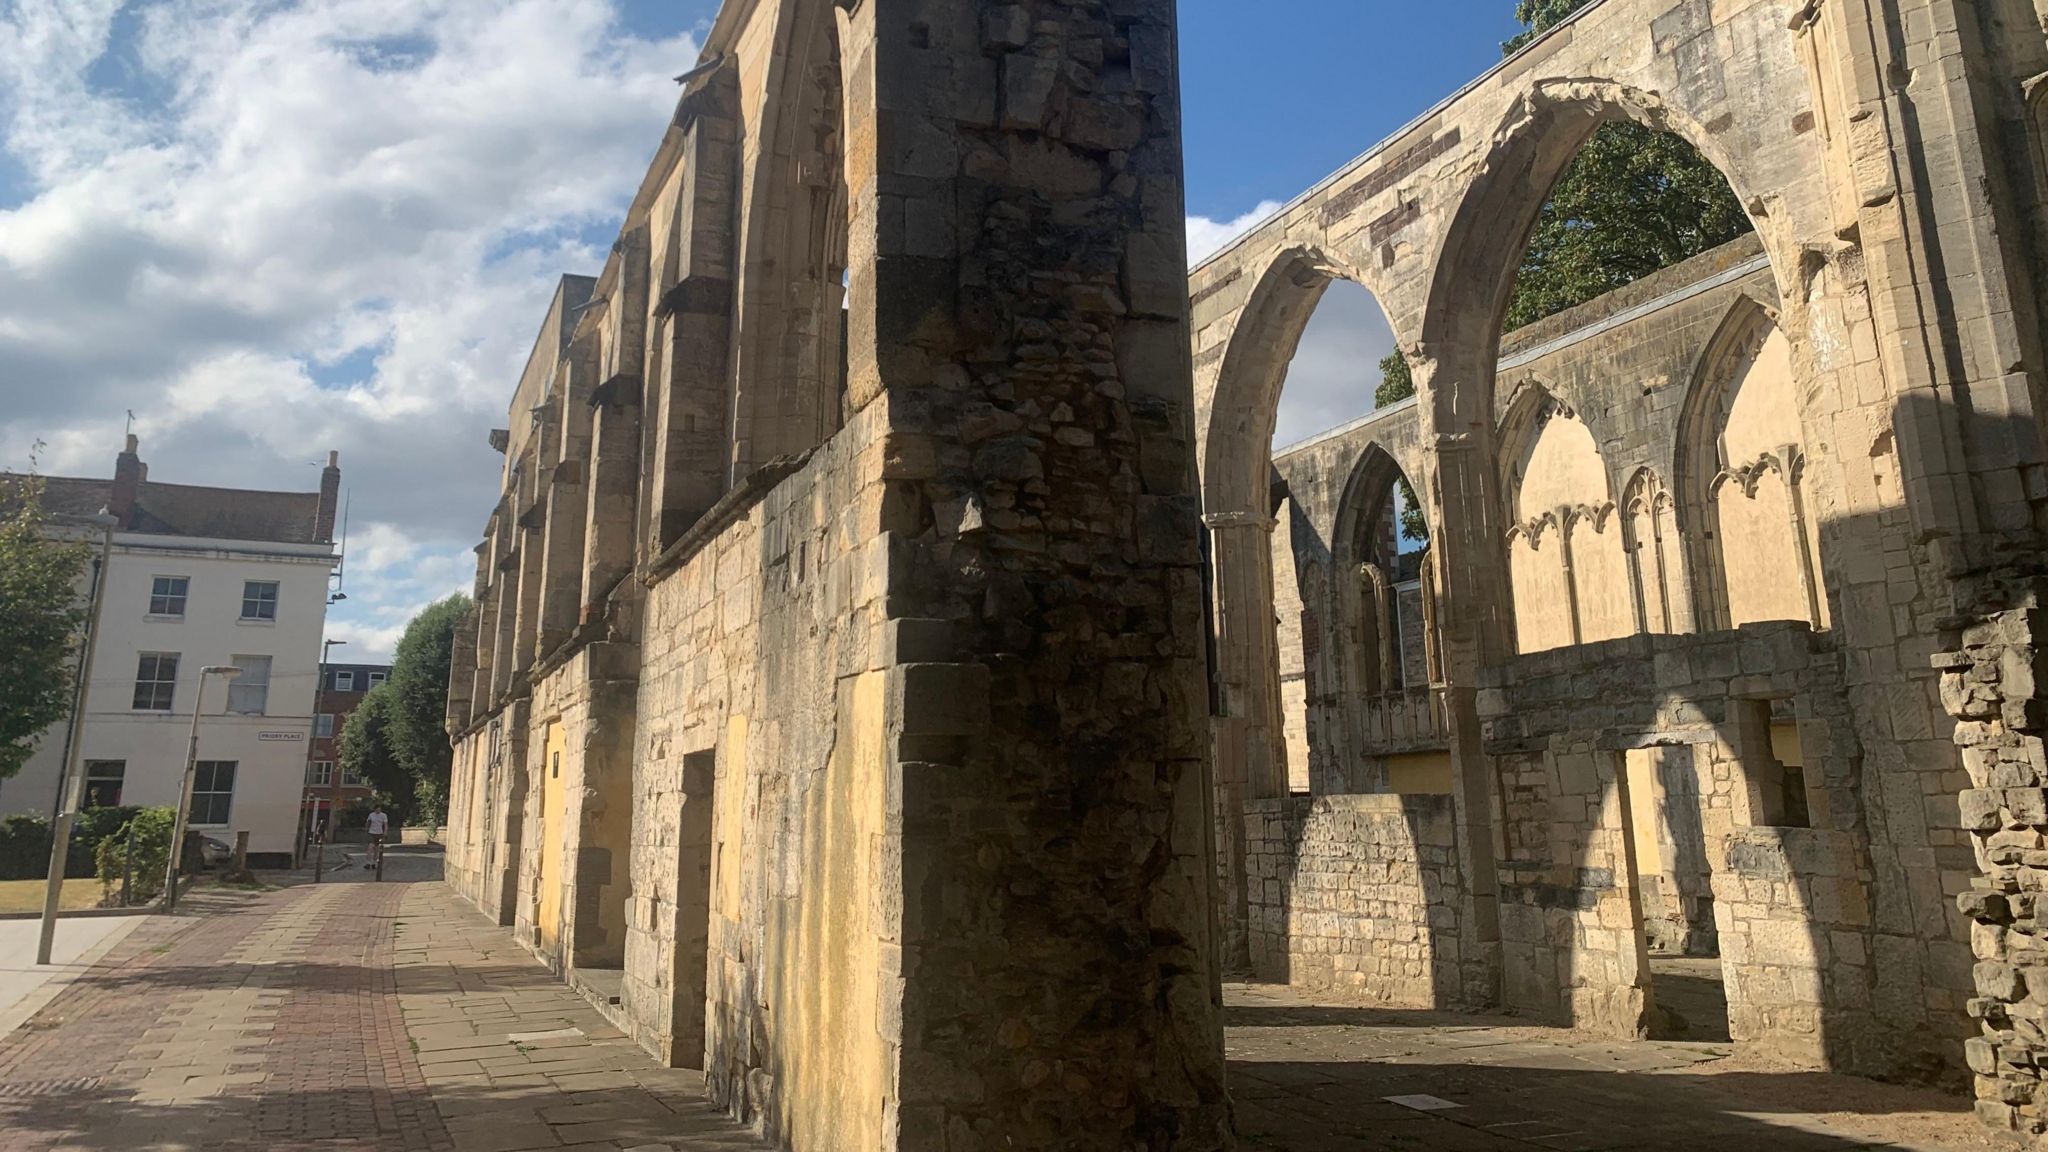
[1246, 792, 1481, 1011]
[1237, 390, 2045, 1086]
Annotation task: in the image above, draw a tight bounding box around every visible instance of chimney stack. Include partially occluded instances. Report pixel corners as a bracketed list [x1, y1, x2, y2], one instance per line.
[315, 450, 342, 543]
[109, 434, 143, 528]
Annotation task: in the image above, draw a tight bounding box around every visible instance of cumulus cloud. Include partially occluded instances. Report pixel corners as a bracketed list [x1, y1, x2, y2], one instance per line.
[1185, 199, 1284, 266]
[1272, 280, 1397, 449]
[1185, 202, 1397, 449]
[0, 0, 700, 660]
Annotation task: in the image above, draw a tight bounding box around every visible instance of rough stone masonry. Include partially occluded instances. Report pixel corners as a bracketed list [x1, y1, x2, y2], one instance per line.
[440, 0, 2048, 1147]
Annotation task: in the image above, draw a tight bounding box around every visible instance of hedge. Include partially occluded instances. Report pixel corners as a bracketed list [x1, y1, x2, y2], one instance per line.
[0, 806, 161, 880]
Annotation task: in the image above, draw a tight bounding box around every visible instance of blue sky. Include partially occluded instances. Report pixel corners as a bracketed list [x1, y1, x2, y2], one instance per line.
[0, 1, 1528, 658]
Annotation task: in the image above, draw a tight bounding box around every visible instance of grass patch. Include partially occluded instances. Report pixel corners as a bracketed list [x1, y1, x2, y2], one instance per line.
[0, 879, 116, 914]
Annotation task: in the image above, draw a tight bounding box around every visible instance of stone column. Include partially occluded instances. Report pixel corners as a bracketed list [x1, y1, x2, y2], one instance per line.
[583, 379, 641, 623]
[1416, 390, 1509, 1008]
[1207, 511, 1286, 974]
[834, 1, 1230, 1146]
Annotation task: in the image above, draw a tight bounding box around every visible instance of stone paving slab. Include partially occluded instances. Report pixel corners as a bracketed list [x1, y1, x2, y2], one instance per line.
[1224, 982, 2015, 1151]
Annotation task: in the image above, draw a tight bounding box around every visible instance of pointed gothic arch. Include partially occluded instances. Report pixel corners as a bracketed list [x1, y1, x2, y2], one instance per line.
[1676, 296, 1828, 631]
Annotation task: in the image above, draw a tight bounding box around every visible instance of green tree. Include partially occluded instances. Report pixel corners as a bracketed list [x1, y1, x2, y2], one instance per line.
[1372, 351, 1430, 545]
[1499, 0, 1753, 331]
[339, 594, 472, 826]
[384, 594, 470, 824]
[0, 471, 89, 780]
[338, 685, 413, 819]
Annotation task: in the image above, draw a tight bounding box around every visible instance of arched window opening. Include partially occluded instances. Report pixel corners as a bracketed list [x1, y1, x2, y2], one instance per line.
[1679, 304, 1827, 632]
[1499, 6, 1754, 334]
[1211, 265, 1413, 801]
[792, 13, 851, 442]
[1499, 391, 1624, 653]
[1340, 449, 1433, 696]
[1621, 469, 1685, 635]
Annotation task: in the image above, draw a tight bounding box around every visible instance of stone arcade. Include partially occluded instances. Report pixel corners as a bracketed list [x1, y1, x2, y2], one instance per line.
[440, 0, 2048, 1146]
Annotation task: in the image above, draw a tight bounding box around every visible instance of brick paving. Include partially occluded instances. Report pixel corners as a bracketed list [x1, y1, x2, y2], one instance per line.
[0, 863, 763, 1151]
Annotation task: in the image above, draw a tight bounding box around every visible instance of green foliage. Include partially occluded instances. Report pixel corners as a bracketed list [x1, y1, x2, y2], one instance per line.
[384, 594, 469, 825]
[1372, 352, 1430, 545]
[1502, 0, 1586, 53]
[0, 471, 90, 780]
[339, 593, 471, 826]
[0, 807, 149, 880]
[1372, 349, 1413, 410]
[1499, 0, 1753, 332]
[95, 807, 175, 903]
[339, 684, 412, 819]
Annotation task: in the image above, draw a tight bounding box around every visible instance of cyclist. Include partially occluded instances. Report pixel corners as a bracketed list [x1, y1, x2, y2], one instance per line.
[365, 805, 389, 870]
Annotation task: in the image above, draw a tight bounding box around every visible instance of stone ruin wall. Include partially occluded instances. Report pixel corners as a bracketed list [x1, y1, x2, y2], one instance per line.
[1244, 794, 1477, 1006]
[1475, 623, 1959, 1071]
[1944, 599, 2048, 1135]
[430, 0, 2048, 1144]
[444, 1, 1233, 1148]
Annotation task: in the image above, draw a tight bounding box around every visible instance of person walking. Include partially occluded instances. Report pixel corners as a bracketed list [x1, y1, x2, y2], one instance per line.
[365, 805, 388, 870]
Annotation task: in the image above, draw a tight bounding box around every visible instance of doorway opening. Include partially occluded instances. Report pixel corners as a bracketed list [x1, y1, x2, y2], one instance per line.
[1620, 739, 1740, 1044]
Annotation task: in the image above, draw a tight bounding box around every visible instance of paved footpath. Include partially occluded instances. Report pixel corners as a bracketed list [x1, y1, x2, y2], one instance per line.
[0, 873, 764, 1151]
[0, 862, 2014, 1152]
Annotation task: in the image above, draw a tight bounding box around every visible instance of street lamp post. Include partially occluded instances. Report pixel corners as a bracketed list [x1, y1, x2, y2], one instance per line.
[162, 665, 241, 913]
[35, 511, 119, 967]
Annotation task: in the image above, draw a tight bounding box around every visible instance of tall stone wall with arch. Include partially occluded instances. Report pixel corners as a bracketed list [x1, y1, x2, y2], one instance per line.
[1203, 0, 2048, 1105]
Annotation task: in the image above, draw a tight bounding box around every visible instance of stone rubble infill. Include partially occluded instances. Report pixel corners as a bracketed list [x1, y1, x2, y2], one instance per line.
[0, 876, 766, 1151]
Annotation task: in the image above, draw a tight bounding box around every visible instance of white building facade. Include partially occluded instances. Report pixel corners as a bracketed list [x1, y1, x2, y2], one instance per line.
[2, 436, 340, 864]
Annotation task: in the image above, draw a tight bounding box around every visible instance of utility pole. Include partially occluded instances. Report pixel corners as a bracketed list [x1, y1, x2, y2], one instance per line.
[162, 666, 240, 913]
[36, 511, 118, 966]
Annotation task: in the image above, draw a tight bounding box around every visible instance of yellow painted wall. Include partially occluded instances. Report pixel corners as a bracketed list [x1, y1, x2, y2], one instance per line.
[1572, 517, 1634, 643]
[1719, 471, 1811, 627]
[1509, 406, 1618, 654]
[1511, 532, 1572, 653]
[769, 669, 889, 1152]
[1386, 751, 1454, 794]
[539, 720, 568, 957]
[1623, 748, 1665, 877]
[1770, 721, 1805, 767]
[1715, 324, 1827, 628]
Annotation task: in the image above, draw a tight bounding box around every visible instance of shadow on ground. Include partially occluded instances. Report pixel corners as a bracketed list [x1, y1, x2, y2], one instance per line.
[1225, 984, 2000, 1151]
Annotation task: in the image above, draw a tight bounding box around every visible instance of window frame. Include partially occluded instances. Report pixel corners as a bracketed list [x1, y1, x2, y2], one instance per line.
[307, 760, 334, 787]
[240, 580, 280, 622]
[334, 671, 355, 692]
[83, 760, 125, 808]
[226, 655, 272, 716]
[367, 672, 387, 687]
[314, 713, 335, 738]
[132, 652, 179, 711]
[189, 760, 237, 826]
[148, 576, 189, 618]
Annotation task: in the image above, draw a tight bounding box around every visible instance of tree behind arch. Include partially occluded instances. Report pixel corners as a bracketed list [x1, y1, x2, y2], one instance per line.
[1501, 0, 1753, 331]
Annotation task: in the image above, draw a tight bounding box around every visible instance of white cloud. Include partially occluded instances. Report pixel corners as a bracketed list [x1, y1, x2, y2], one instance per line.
[1184, 202, 1399, 450]
[0, 0, 701, 661]
[1186, 199, 1284, 266]
[1273, 280, 1398, 449]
